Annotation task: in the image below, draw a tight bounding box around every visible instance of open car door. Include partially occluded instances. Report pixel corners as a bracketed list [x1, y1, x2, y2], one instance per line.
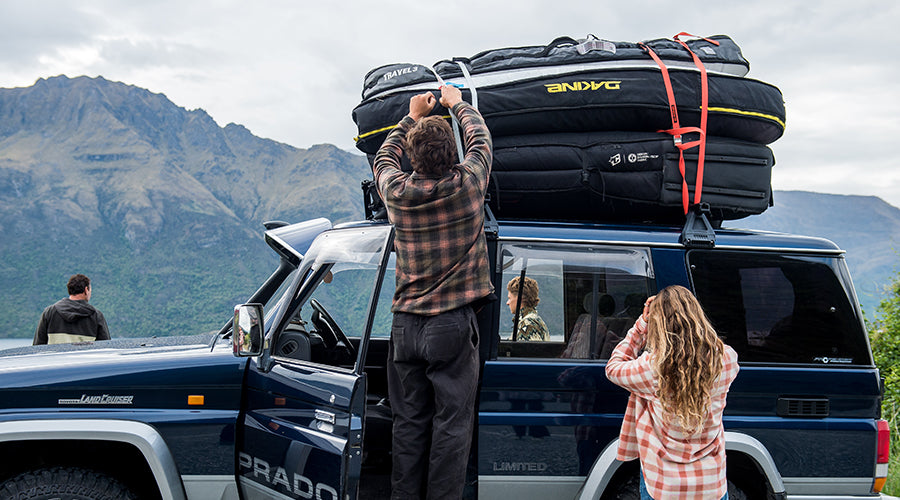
[237, 224, 394, 500]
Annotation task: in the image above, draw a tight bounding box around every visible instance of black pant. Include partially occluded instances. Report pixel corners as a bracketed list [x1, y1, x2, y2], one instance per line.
[387, 306, 479, 500]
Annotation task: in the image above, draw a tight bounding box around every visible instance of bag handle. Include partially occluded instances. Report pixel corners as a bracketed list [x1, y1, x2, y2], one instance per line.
[540, 36, 578, 56]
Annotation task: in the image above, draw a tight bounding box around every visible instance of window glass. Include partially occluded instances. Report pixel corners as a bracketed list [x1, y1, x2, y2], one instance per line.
[270, 226, 392, 368]
[689, 251, 870, 365]
[309, 255, 395, 339]
[498, 243, 655, 359]
[263, 268, 300, 329]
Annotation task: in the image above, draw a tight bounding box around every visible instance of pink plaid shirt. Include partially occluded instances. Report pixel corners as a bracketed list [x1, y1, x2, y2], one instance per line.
[606, 318, 739, 499]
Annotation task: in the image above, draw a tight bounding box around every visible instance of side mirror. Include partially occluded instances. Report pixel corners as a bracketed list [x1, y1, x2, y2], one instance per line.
[234, 303, 264, 357]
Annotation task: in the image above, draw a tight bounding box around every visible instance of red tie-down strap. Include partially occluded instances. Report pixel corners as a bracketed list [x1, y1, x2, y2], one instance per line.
[640, 33, 719, 213]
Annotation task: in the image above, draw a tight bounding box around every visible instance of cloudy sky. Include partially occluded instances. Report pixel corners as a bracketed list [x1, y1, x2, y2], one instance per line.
[2, 0, 898, 206]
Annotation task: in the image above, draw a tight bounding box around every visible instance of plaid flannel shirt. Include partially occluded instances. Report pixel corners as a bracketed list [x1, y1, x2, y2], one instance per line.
[606, 318, 739, 499]
[373, 102, 494, 315]
[513, 307, 550, 341]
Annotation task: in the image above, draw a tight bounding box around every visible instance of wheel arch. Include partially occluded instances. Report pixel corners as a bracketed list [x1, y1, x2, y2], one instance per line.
[723, 431, 786, 497]
[575, 432, 786, 499]
[0, 419, 186, 500]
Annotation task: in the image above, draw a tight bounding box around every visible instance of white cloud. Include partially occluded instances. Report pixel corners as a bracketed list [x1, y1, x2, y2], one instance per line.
[2, 0, 899, 206]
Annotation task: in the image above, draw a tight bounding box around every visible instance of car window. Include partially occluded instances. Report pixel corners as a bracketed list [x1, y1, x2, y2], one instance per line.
[498, 242, 655, 359]
[308, 254, 395, 339]
[689, 250, 871, 365]
[270, 226, 392, 369]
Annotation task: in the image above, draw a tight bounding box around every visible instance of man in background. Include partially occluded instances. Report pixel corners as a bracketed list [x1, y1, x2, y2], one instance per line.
[34, 273, 110, 345]
[506, 276, 550, 342]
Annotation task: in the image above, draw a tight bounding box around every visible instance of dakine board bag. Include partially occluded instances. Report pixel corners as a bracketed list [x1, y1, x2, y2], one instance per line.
[352, 35, 784, 155]
[486, 131, 774, 223]
[352, 69, 784, 154]
[360, 35, 749, 101]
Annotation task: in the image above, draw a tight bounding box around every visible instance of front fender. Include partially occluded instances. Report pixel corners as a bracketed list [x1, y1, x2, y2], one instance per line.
[0, 419, 186, 500]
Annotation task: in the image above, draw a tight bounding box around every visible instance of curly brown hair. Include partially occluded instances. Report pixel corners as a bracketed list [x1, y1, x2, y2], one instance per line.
[645, 285, 724, 434]
[67, 274, 91, 295]
[507, 276, 540, 309]
[405, 116, 457, 176]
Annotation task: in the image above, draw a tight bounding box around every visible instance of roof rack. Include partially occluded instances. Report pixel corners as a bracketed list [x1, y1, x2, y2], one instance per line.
[680, 203, 716, 248]
[362, 179, 387, 221]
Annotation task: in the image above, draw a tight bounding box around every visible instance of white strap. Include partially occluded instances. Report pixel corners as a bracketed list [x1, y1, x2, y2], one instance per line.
[456, 60, 478, 109]
[427, 66, 465, 162]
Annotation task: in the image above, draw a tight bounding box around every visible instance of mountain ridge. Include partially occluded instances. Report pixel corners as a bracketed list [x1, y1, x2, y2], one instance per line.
[728, 190, 899, 315]
[1, 75, 897, 338]
[0, 75, 371, 338]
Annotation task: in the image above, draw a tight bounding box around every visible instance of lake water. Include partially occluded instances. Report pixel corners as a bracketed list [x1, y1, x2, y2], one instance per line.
[0, 338, 32, 349]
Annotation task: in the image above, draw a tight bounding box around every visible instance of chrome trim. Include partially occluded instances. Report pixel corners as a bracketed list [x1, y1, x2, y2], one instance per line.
[705, 244, 844, 255]
[783, 476, 875, 496]
[497, 236, 845, 255]
[239, 476, 296, 500]
[315, 409, 336, 425]
[479, 475, 583, 500]
[786, 496, 883, 500]
[499, 235, 686, 249]
[182, 475, 238, 500]
[0, 419, 186, 500]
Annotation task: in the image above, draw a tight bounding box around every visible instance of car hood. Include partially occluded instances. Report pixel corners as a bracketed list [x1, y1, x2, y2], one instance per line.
[0, 334, 247, 411]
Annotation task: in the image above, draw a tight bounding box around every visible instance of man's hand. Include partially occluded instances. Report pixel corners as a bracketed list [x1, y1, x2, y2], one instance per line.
[408, 92, 437, 121]
[440, 85, 463, 109]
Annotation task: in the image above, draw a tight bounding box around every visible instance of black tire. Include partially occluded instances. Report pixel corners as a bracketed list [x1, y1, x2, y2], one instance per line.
[609, 473, 640, 500]
[727, 480, 750, 500]
[0, 467, 137, 500]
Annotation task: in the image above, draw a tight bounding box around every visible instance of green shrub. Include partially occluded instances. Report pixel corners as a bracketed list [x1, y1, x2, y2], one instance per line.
[870, 272, 900, 494]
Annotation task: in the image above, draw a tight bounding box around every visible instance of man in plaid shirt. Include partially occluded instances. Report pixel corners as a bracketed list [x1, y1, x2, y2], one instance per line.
[373, 84, 493, 500]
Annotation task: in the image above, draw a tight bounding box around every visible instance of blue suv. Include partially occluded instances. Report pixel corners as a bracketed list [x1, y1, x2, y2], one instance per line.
[0, 206, 889, 499]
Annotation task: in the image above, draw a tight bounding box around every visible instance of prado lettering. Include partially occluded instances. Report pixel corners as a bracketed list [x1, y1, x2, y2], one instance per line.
[239, 452, 339, 500]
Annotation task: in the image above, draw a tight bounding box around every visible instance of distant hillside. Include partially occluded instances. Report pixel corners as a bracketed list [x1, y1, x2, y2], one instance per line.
[0, 75, 371, 339]
[727, 191, 900, 317]
[1, 76, 896, 339]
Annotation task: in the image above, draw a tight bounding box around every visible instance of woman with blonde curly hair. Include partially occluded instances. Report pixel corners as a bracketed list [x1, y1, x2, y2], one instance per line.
[606, 285, 739, 499]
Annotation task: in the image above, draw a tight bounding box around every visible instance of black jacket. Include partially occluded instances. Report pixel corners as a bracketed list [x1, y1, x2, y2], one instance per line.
[33, 298, 111, 345]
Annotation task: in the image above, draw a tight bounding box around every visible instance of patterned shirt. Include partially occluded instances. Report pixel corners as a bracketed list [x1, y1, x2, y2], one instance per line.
[605, 318, 739, 499]
[373, 102, 494, 315]
[513, 307, 550, 341]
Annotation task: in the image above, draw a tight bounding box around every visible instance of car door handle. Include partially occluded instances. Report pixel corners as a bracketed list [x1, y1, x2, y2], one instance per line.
[315, 409, 336, 425]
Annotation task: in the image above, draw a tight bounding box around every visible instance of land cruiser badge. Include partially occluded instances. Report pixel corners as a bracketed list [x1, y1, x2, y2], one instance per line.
[58, 394, 134, 405]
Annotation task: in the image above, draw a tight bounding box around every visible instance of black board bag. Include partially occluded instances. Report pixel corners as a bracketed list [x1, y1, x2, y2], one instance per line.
[486, 131, 774, 223]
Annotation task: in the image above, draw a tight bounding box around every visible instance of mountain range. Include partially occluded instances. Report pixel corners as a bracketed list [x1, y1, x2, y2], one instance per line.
[726, 191, 900, 317]
[0, 75, 371, 339]
[0, 75, 896, 339]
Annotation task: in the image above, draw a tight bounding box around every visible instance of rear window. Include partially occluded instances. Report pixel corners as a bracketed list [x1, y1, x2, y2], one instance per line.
[689, 250, 871, 365]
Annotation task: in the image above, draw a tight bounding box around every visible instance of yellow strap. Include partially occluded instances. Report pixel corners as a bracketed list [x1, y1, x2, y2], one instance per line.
[708, 106, 786, 129]
[354, 114, 454, 143]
